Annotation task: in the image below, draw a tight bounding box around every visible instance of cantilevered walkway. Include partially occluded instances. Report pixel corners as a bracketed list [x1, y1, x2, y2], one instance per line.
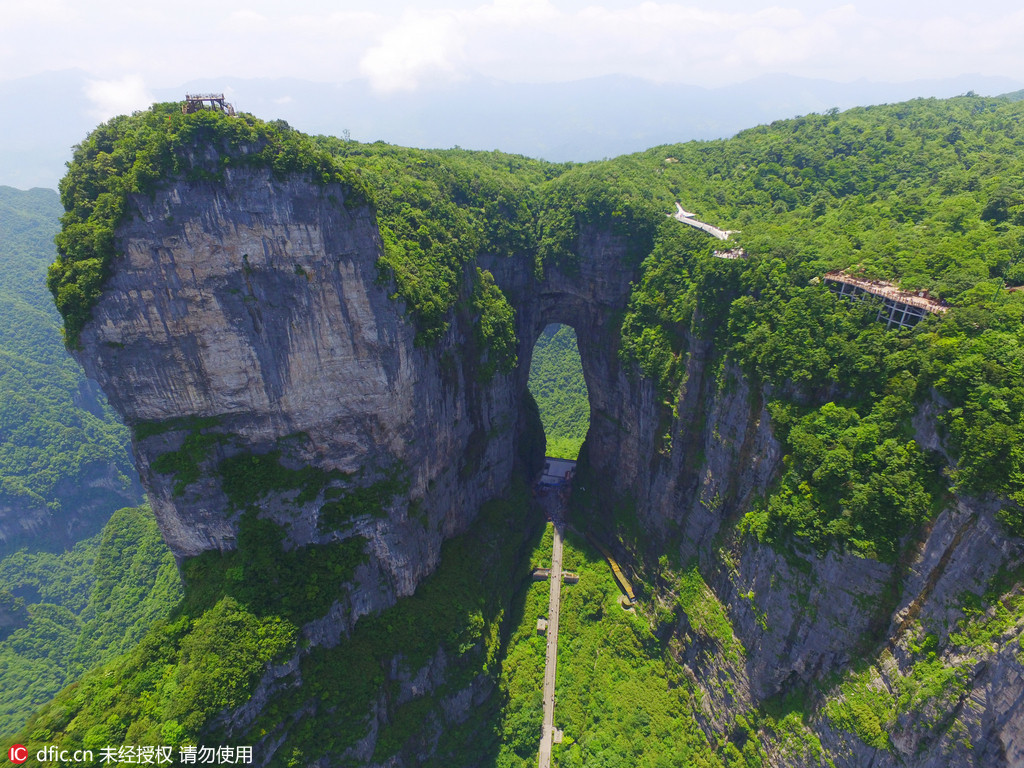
[670, 202, 737, 241]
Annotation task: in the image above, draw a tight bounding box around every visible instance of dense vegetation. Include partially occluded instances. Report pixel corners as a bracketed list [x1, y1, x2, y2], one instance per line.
[0, 505, 180, 738]
[0, 186, 137, 551]
[55, 94, 1024, 557]
[552, 534, 729, 767]
[49, 106, 553, 372]
[48, 106, 370, 347]
[16, 509, 366, 762]
[472, 267, 519, 380]
[495, 525, 830, 768]
[528, 324, 590, 460]
[594, 95, 1024, 556]
[15, 483, 541, 767]
[492, 525, 552, 764]
[318, 136, 557, 348]
[241, 485, 540, 767]
[0, 184, 164, 742]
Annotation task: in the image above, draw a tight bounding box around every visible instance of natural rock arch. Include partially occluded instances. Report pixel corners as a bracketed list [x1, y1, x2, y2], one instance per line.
[479, 225, 655, 496]
[75, 173, 655, 584]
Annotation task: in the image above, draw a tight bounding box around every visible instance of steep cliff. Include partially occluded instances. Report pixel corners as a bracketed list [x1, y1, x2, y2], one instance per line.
[36, 98, 1024, 766]
[79, 166, 526, 596]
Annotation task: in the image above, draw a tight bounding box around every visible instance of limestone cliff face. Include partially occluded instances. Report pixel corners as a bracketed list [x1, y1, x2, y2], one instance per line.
[609, 355, 1024, 765]
[513, 241, 1024, 764]
[75, 166, 1024, 767]
[805, 499, 1024, 768]
[76, 168, 519, 608]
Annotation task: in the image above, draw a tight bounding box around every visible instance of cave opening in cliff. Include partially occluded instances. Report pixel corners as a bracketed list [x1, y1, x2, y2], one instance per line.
[527, 323, 591, 462]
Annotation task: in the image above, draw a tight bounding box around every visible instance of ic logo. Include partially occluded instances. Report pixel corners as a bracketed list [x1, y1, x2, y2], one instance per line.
[8, 745, 27, 764]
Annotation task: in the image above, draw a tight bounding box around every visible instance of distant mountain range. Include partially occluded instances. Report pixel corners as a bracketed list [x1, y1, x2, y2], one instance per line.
[3, 69, 1022, 190]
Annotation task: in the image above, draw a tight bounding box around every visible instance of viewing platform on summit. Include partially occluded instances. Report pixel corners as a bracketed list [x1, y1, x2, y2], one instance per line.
[182, 93, 236, 116]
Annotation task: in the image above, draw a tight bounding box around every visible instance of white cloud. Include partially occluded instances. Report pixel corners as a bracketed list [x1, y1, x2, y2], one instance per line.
[2, 1, 1024, 90]
[224, 9, 270, 29]
[84, 75, 155, 121]
[352, 2, 902, 89]
[359, 11, 466, 91]
[0, 0, 78, 26]
[475, 0, 558, 25]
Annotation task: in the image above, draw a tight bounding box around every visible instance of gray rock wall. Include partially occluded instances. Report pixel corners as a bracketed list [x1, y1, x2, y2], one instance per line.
[76, 169, 519, 609]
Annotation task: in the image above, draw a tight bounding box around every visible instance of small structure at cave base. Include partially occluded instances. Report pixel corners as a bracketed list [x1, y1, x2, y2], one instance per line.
[539, 457, 576, 489]
[182, 93, 236, 116]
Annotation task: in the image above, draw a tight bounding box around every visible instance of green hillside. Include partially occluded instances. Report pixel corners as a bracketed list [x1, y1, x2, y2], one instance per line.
[0, 505, 181, 738]
[0, 188, 167, 737]
[601, 97, 1024, 556]
[528, 324, 590, 460]
[44, 98, 1024, 558]
[0, 186, 139, 553]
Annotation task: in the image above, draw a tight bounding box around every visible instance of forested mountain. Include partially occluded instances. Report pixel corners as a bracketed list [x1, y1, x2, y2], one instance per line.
[0, 188, 176, 737]
[528, 324, 589, 460]
[18, 93, 1024, 767]
[0, 186, 140, 554]
[602, 97, 1024, 554]
[0, 505, 181, 738]
[5, 70, 1022, 190]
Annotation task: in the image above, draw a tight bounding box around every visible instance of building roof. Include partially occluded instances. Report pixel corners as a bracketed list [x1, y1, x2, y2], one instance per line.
[540, 457, 576, 486]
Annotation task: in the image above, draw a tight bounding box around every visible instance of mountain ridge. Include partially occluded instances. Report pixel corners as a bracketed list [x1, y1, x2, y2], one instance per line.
[4, 69, 1023, 190]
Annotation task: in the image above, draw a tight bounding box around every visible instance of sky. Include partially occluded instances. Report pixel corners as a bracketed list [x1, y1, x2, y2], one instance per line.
[3, 0, 1024, 120]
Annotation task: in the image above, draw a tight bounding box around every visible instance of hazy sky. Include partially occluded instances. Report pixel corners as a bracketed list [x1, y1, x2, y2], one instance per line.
[3, 0, 1023, 118]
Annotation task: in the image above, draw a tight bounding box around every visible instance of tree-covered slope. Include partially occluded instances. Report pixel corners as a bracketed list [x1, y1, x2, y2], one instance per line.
[0, 505, 180, 738]
[0, 187, 159, 738]
[559, 95, 1024, 557]
[528, 324, 590, 460]
[0, 186, 139, 553]
[51, 99, 1024, 554]
[47, 106, 558, 353]
[542, 95, 1024, 298]
[14, 486, 537, 766]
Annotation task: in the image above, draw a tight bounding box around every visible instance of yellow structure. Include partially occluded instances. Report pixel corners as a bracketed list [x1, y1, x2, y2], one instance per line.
[586, 533, 636, 602]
